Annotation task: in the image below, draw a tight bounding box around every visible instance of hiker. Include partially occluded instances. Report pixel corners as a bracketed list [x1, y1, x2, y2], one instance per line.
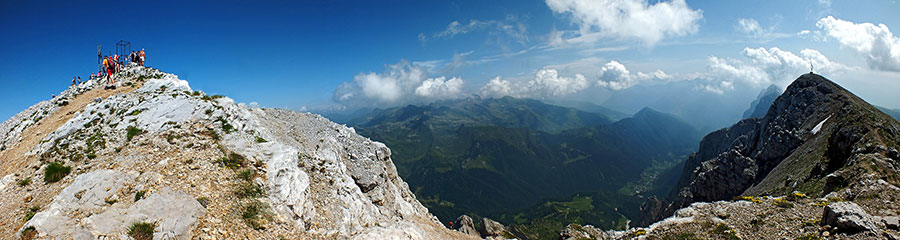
[138, 49, 146, 67]
[72, 76, 77, 86]
[130, 50, 136, 64]
[105, 56, 115, 84]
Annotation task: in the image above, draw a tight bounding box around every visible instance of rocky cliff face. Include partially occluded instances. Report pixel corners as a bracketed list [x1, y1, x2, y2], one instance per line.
[0, 65, 471, 239]
[664, 73, 900, 215]
[606, 73, 900, 239]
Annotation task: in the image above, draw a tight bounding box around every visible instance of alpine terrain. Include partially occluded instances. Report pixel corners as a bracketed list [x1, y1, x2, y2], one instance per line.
[0, 65, 475, 239]
[342, 97, 702, 239]
[562, 73, 900, 239]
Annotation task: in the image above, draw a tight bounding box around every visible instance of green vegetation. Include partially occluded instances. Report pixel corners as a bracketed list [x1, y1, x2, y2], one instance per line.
[238, 169, 254, 181]
[126, 126, 143, 141]
[349, 97, 701, 231]
[43, 162, 71, 183]
[196, 197, 210, 208]
[20, 226, 37, 240]
[23, 206, 39, 221]
[127, 221, 156, 240]
[499, 193, 634, 240]
[135, 190, 147, 202]
[255, 136, 268, 143]
[17, 177, 30, 187]
[218, 152, 247, 169]
[216, 117, 235, 134]
[235, 182, 265, 198]
[241, 200, 270, 230]
[709, 223, 740, 240]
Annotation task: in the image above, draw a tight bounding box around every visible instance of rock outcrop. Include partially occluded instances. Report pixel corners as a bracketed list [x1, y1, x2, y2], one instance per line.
[600, 73, 900, 239]
[452, 215, 480, 238]
[823, 201, 880, 233]
[0, 65, 472, 239]
[658, 73, 900, 219]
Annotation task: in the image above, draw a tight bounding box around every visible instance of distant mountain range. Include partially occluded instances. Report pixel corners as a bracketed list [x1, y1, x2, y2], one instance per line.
[743, 84, 782, 119]
[342, 96, 701, 239]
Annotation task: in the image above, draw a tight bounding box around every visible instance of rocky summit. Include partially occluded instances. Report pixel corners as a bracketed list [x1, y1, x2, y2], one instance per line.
[562, 73, 900, 239]
[0, 65, 473, 239]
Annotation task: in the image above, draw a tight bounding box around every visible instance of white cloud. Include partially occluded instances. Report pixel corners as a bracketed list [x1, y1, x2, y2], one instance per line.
[816, 16, 900, 72]
[415, 76, 464, 99]
[545, 0, 702, 46]
[479, 69, 588, 98]
[333, 61, 465, 105]
[699, 47, 855, 94]
[479, 77, 513, 97]
[596, 60, 671, 90]
[530, 69, 589, 97]
[421, 17, 528, 45]
[738, 18, 765, 38]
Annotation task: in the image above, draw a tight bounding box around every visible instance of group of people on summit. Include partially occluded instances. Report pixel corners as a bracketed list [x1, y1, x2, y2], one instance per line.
[87, 48, 147, 87]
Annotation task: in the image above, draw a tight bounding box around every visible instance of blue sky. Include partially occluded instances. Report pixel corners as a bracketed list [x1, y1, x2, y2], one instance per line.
[1, 0, 899, 120]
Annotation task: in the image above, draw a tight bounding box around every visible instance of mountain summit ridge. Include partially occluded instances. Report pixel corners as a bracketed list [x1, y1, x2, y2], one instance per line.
[574, 73, 900, 239]
[0, 65, 471, 239]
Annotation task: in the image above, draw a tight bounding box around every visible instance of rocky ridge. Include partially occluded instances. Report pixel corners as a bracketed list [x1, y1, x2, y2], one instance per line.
[0, 65, 472, 239]
[563, 73, 900, 239]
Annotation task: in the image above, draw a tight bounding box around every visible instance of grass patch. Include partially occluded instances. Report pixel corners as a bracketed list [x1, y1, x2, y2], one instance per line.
[196, 197, 210, 208]
[135, 190, 147, 202]
[238, 169, 254, 181]
[215, 117, 235, 134]
[709, 223, 740, 240]
[126, 126, 143, 141]
[218, 152, 247, 169]
[255, 136, 268, 143]
[43, 162, 72, 183]
[241, 200, 270, 230]
[17, 177, 30, 187]
[235, 182, 265, 198]
[23, 206, 39, 221]
[20, 226, 37, 240]
[127, 221, 156, 240]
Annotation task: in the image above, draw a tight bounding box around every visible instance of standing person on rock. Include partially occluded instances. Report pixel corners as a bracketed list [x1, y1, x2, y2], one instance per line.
[139, 48, 146, 67]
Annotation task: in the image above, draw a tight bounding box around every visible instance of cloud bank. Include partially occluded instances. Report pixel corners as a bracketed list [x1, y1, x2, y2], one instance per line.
[480, 69, 588, 98]
[597, 60, 671, 90]
[333, 61, 465, 106]
[700, 47, 854, 93]
[816, 16, 900, 72]
[545, 0, 702, 46]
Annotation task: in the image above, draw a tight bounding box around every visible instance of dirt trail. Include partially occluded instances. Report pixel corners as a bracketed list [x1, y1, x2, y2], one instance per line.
[0, 82, 142, 177]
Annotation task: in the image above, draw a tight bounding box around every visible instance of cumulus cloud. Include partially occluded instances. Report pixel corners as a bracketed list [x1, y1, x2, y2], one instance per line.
[479, 69, 588, 98]
[333, 61, 466, 105]
[816, 16, 900, 72]
[479, 77, 513, 97]
[699, 47, 854, 94]
[415, 77, 464, 99]
[596, 60, 671, 90]
[545, 0, 702, 46]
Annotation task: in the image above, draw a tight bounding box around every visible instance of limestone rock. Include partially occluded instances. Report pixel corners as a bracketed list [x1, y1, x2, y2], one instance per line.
[881, 216, 900, 230]
[822, 201, 880, 233]
[453, 215, 479, 237]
